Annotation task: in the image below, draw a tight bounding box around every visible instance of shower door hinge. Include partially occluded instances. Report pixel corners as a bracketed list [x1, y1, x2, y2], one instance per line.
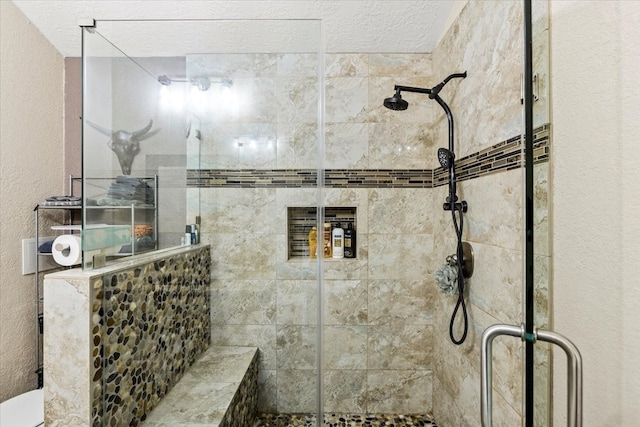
[78, 18, 96, 28]
[520, 73, 540, 104]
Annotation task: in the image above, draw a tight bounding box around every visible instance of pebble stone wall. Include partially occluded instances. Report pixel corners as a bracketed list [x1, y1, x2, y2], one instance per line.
[220, 350, 259, 427]
[89, 246, 211, 426]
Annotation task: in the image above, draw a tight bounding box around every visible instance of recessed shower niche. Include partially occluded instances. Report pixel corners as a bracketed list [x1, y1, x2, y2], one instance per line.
[287, 207, 357, 259]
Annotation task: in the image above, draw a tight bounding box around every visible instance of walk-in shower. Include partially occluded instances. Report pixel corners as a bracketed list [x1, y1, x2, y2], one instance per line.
[62, 1, 551, 424]
[384, 72, 473, 345]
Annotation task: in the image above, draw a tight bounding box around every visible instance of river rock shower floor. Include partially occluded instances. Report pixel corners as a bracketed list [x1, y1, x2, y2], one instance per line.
[256, 413, 438, 426]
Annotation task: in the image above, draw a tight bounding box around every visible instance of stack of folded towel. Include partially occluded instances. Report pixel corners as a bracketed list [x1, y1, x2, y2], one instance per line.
[42, 196, 81, 206]
[107, 176, 154, 205]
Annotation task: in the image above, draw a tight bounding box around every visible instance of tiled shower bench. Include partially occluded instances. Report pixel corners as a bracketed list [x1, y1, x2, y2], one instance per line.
[43, 245, 261, 426]
[143, 345, 259, 427]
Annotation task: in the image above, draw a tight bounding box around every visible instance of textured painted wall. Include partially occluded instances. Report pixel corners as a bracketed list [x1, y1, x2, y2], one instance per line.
[551, 1, 640, 425]
[64, 57, 82, 189]
[0, 1, 64, 402]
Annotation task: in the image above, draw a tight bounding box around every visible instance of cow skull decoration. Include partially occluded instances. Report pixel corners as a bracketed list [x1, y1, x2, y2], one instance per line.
[87, 120, 157, 175]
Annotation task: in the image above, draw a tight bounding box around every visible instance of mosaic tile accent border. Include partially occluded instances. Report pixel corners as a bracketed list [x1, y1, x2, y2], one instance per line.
[90, 246, 211, 427]
[188, 125, 549, 189]
[324, 169, 433, 188]
[433, 124, 550, 186]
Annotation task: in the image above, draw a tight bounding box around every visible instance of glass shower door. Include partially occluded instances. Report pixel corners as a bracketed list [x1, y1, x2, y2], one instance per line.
[482, 1, 582, 426]
[83, 18, 325, 426]
[185, 19, 325, 425]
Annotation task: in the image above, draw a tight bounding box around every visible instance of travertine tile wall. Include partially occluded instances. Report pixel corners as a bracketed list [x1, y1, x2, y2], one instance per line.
[194, 1, 550, 421]
[195, 52, 439, 414]
[430, 1, 548, 426]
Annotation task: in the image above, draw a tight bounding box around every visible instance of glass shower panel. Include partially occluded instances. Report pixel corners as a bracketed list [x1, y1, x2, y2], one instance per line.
[531, 0, 552, 425]
[83, 19, 323, 425]
[185, 20, 324, 424]
[82, 24, 198, 270]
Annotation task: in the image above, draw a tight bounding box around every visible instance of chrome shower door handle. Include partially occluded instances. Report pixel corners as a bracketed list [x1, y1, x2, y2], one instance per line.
[480, 324, 525, 427]
[480, 324, 583, 427]
[536, 329, 583, 427]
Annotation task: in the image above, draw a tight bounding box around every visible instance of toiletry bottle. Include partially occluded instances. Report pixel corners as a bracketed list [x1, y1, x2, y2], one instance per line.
[194, 223, 200, 244]
[323, 223, 332, 258]
[187, 224, 197, 245]
[332, 223, 344, 258]
[308, 226, 318, 258]
[344, 222, 356, 258]
[184, 226, 192, 245]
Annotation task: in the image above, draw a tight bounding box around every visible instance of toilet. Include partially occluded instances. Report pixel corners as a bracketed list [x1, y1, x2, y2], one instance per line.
[0, 389, 44, 427]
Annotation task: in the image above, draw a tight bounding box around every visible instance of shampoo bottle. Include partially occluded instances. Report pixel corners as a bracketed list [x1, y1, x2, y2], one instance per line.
[332, 223, 344, 258]
[308, 226, 318, 258]
[323, 223, 332, 258]
[344, 222, 356, 258]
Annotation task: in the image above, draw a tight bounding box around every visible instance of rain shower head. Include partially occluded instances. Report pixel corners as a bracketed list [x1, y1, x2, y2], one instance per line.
[438, 147, 455, 169]
[384, 72, 467, 111]
[383, 89, 409, 111]
[384, 72, 468, 217]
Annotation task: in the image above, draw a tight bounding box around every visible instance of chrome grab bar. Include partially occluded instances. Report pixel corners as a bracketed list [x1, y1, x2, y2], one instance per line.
[481, 324, 582, 427]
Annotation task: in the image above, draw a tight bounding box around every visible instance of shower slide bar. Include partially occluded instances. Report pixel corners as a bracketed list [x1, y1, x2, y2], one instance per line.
[480, 324, 583, 427]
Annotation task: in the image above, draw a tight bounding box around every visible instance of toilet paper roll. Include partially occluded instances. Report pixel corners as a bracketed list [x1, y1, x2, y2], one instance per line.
[51, 234, 82, 266]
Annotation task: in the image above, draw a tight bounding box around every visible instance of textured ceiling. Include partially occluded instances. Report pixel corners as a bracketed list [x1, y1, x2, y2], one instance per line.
[12, 0, 464, 57]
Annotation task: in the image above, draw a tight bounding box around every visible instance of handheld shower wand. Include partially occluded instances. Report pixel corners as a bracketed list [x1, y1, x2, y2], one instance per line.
[432, 73, 467, 212]
[437, 147, 458, 210]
